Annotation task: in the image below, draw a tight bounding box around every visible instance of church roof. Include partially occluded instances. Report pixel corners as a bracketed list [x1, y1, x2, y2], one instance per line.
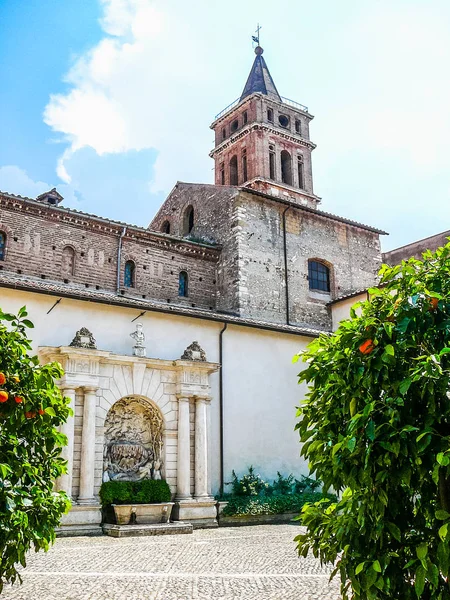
[240, 47, 281, 102]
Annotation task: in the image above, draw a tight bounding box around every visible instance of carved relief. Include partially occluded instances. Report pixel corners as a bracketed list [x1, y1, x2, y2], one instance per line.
[69, 328, 97, 349]
[103, 396, 163, 482]
[181, 341, 207, 361]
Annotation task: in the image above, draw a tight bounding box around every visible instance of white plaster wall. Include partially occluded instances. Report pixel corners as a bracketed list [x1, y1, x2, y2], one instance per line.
[0, 288, 316, 494]
[331, 293, 367, 331]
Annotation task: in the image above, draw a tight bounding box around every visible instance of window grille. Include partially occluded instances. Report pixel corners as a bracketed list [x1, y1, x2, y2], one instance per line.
[308, 260, 330, 292]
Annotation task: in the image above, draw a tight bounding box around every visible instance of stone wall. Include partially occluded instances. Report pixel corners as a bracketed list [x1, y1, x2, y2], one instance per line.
[383, 230, 450, 265]
[150, 184, 382, 329]
[0, 192, 219, 310]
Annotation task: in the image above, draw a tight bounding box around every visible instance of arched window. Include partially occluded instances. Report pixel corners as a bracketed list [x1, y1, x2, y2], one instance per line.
[281, 150, 292, 186]
[0, 232, 6, 261]
[179, 271, 188, 297]
[161, 220, 171, 234]
[61, 246, 75, 275]
[269, 145, 275, 180]
[124, 260, 135, 288]
[229, 155, 238, 185]
[297, 156, 304, 189]
[267, 108, 273, 122]
[295, 119, 301, 134]
[182, 206, 194, 236]
[308, 260, 330, 293]
[242, 149, 248, 182]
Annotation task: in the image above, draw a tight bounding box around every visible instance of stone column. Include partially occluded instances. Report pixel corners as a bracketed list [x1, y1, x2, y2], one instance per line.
[176, 396, 191, 500]
[195, 397, 210, 498]
[78, 387, 98, 504]
[56, 387, 76, 497]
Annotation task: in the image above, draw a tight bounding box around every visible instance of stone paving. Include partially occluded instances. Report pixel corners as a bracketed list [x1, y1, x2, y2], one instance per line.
[3, 525, 340, 600]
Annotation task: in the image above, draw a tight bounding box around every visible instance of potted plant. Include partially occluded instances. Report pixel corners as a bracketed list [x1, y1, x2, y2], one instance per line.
[100, 479, 173, 525]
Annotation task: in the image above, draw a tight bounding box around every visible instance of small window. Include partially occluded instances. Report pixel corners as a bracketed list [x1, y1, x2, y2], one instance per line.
[281, 150, 292, 186]
[0, 232, 6, 261]
[161, 220, 171, 234]
[229, 155, 238, 185]
[267, 108, 273, 122]
[124, 260, 135, 288]
[220, 163, 225, 185]
[231, 119, 239, 133]
[242, 149, 248, 182]
[269, 151, 275, 180]
[243, 111, 248, 125]
[183, 205, 194, 236]
[278, 114, 290, 128]
[179, 271, 188, 297]
[61, 246, 75, 276]
[297, 157, 304, 189]
[295, 119, 301, 134]
[222, 127, 226, 140]
[308, 260, 330, 293]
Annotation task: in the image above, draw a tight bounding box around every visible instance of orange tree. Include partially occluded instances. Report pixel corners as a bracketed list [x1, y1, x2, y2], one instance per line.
[0, 307, 70, 591]
[295, 245, 450, 599]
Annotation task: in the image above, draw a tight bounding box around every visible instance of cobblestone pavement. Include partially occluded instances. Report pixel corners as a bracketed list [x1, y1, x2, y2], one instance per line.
[3, 525, 340, 600]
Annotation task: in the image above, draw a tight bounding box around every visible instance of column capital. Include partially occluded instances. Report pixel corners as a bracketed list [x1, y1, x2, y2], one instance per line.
[61, 387, 77, 394]
[176, 394, 191, 402]
[83, 386, 99, 393]
[194, 395, 212, 404]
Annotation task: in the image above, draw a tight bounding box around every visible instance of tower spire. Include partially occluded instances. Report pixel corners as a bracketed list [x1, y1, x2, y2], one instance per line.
[240, 45, 281, 103]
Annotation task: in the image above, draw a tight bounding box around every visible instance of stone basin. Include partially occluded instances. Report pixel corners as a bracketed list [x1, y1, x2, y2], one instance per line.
[112, 502, 174, 525]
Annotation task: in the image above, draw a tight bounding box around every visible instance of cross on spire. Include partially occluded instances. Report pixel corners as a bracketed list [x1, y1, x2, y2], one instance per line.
[252, 23, 262, 46]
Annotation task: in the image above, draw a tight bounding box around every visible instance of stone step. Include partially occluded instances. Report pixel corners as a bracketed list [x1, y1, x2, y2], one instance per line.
[102, 521, 193, 538]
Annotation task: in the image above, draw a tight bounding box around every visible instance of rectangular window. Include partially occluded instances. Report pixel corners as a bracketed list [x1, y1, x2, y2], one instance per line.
[269, 152, 275, 180]
[220, 164, 225, 185]
[243, 111, 248, 125]
[297, 159, 304, 189]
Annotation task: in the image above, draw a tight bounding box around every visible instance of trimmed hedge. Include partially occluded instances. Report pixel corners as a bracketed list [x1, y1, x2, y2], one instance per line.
[221, 492, 335, 517]
[99, 479, 171, 507]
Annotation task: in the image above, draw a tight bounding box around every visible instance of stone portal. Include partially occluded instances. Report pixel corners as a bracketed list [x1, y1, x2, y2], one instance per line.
[103, 397, 164, 483]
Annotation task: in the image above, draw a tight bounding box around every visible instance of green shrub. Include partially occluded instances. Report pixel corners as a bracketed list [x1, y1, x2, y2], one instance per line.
[293, 475, 322, 494]
[99, 479, 171, 507]
[226, 466, 269, 496]
[272, 472, 295, 495]
[222, 492, 335, 517]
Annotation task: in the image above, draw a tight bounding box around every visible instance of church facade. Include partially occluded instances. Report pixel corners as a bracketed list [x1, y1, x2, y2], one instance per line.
[0, 46, 386, 533]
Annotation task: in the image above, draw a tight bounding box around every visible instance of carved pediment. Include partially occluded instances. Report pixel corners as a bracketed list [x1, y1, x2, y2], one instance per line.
[69, 327, 97, 350]
[181, 341, 206, 362]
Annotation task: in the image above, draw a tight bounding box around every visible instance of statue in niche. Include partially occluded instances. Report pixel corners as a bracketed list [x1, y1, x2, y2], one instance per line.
[103, 396, 164, 482]
[69, 327, 97, 349]
[130, 323, 146, 357]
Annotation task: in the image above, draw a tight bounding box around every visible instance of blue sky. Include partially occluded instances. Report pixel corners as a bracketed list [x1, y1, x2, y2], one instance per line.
[1, 0, 450, 250]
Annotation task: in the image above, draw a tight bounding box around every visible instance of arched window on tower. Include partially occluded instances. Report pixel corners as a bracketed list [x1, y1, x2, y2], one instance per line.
[242, 149, 248, 182]
[179, 271, 188, 297]
[0, 231, 6, 261]
[295, 119, 301, 134]
[297, 155, 304, 190]
[124, 260, 135, 288]
[61, 246, 76, 276]
[281, 150, 293, 186]
[308, 260, 331, 293]
[269, 145, 275, 180]
[229, 155, 238, 185]
[161, 220, 171, 234]
[220, 163, 225, 185]
[182, 205, 194, 236]
[267, 108, 273, 122]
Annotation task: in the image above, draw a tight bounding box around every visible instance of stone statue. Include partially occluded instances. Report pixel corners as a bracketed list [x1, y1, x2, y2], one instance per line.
[181, 341, 207, 361]
[130, 323, 146, 357]
[103, 396, 164, 482]
[69, 327, 97, 349]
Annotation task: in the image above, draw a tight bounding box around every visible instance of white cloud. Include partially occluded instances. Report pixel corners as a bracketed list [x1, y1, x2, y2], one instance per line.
[44, 0, 212, 194]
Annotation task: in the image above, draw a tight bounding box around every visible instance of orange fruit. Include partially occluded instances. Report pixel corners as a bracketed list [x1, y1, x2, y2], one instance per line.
[0, 373, 5, 385]
[0, 391, 8, 403]
[14, 396, 23, 404]
[359, 339, 375, 355]
[38, 408, 45, 416]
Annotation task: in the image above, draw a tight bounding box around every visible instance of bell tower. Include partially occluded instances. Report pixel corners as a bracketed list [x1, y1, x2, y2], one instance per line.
[210, 46, 320, 207]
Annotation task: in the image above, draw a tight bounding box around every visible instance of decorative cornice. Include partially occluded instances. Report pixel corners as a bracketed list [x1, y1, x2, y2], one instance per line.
[209, 123, 316, 159]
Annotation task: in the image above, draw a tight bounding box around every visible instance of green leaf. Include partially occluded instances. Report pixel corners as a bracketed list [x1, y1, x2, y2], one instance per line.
[439, 524, 448, 541]
[416, 543, 428, 560]
[414, 565, 426, 597]
[384, 344, 395, 356]
[399, 378, 412, 395]
[436, 510, 450, 520]
[45, 407, 56, 417]
[356, 562, 365, 575]
[372, 560, 382, 573]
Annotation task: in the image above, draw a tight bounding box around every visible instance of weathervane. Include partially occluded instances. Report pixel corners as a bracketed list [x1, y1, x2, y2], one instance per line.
[252, 23, 262, 47]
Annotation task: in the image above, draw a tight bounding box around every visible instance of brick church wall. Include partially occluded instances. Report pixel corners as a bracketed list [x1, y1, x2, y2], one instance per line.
[0, 193, 219, 311]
